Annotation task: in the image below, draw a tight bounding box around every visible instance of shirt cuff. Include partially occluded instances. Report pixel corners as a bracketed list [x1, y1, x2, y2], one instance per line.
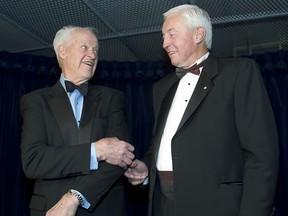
[143, 177, 149, 185]
[90, 143, 98, 170]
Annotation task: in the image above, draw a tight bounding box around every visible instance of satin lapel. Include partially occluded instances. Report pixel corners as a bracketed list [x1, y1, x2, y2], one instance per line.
[78, 88, 101, 144]
[153, 78, 180, 154]
[49, 81, 79, 146]
[177, 56, 219, 131]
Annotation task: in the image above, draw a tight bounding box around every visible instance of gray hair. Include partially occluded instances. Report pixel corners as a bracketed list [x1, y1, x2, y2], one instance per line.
[163, 4, 212, 49]
[53, 25, 98, 61]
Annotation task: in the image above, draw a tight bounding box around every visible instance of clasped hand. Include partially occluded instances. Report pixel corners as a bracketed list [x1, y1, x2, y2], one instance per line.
[124, 159, 149, 185]
[95, 137, 135, 169]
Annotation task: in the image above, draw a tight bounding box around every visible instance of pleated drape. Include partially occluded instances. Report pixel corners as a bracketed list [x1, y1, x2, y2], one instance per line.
[0, 51, 287, 216]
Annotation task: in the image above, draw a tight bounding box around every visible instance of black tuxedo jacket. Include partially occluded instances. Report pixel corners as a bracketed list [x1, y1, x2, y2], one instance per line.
[21, 81, 129, 215]
[143, 55, 279, 216]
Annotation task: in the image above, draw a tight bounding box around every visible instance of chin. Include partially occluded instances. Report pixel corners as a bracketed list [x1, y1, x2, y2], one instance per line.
[170, 61, 180, 68]
[169, 57, 179, 66]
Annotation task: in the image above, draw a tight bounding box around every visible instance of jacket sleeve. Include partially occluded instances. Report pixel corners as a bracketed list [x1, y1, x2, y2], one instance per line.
[234, 59, 279, 216]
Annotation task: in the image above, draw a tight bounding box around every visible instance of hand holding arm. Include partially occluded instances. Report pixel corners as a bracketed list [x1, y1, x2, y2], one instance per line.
[94, 137, 135, 169]
[124, 159, 149, 185]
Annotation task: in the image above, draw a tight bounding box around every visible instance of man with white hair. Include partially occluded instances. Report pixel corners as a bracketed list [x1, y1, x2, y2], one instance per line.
[21, 25, 134, 216]
[125, 5, 279, 216]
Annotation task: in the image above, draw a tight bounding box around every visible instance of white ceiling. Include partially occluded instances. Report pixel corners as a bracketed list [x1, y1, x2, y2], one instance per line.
[0, 0, 288, 62]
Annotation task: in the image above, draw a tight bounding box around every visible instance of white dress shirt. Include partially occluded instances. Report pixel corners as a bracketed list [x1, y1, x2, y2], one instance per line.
[157, 53, 209, 171]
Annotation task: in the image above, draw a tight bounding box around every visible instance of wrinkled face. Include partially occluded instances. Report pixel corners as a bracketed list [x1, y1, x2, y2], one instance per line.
[162, 14, 197, 68]
[59, 29, 99, 84]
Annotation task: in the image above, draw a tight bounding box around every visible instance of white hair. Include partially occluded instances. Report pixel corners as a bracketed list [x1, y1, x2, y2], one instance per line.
[164, 4, 212, 49]
[53, 25, 98, 61]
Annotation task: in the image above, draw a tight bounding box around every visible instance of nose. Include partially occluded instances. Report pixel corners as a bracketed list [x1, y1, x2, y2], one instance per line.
[88, 49, 97, 60]
[162, 36, 170, 49]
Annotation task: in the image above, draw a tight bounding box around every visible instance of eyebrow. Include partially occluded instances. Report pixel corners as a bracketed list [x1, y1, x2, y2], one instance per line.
[162, 27, 177, 34]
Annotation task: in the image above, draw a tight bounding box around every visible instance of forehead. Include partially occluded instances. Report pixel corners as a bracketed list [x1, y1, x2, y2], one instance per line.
[162, 14, 188, 33]
[69, 29, 98, 46]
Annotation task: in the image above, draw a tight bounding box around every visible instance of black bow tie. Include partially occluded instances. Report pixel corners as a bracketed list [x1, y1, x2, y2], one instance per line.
[175, 61, 205, 79]
[65, 80, 88, 96]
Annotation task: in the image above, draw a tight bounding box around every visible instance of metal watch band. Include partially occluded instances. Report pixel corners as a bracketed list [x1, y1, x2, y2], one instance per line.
[68, 189, 84, 206]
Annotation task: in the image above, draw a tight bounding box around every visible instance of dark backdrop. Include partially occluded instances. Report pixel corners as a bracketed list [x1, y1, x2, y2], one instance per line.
[0, 51, 287, 216]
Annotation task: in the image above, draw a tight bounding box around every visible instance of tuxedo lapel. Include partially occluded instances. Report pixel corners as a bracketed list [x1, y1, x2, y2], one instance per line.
[48, 81, 79, 146]
[48, 82, 102, 146]
[177, 72, 213, 131]
[153, 78, 180, 153]
[177, 56, 219, 131]
[78, 88, 101, 144]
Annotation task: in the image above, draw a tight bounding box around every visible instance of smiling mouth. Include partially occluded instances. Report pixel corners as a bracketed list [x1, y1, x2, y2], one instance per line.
[167, 51, 176, 56]
[83, 61, 94, 67]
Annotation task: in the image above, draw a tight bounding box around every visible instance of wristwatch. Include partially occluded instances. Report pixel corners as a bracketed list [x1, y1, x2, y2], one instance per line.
[68, 189, 84, 206]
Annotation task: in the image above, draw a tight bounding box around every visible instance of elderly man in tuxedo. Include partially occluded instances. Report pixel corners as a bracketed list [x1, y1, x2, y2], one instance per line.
[21, 25, 134, 216]
[125, 4, 279, 216]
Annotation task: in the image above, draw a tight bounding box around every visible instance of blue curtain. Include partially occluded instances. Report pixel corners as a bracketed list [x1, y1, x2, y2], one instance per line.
[0, 50, 287, 215]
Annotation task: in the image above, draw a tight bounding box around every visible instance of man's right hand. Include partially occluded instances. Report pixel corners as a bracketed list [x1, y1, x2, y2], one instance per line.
[124, 159, 149, 185]
[94, 137, 135, 169]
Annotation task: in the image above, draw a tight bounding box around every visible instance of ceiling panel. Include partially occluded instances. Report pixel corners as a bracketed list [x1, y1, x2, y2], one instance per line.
[0, 0, 287, 62]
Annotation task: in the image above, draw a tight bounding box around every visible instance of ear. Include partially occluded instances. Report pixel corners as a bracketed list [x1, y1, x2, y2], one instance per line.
[195, 27, 205, 44]
[58, 45, 66, 60]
